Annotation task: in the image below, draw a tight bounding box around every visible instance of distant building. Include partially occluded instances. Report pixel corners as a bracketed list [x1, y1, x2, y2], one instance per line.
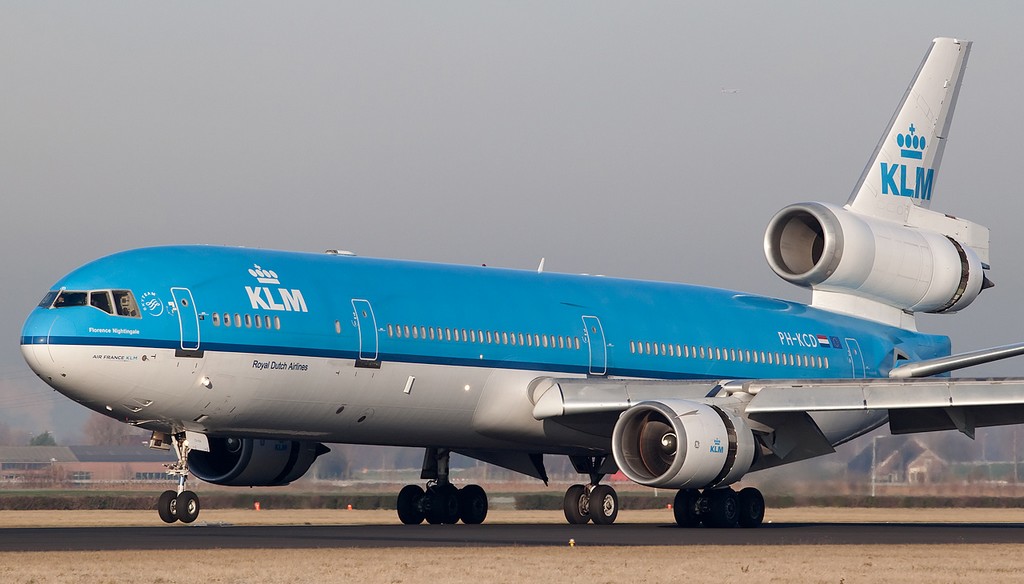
[0, 445, 175, 484]
[848, 436, 957, 484]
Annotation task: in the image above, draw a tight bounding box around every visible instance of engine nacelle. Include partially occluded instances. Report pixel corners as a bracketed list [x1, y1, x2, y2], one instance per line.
[611, 400, 755, 490]
[763, 202, 986, 313]
[188, 437, 329, 487]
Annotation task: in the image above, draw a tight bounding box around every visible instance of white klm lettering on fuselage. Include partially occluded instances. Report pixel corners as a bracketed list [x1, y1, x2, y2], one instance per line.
[245, 264, 308, 313]
[246, 286, 307, 312]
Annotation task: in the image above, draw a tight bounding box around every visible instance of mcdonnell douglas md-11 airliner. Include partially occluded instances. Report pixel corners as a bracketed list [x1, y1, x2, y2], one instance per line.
[21, 38, 1024, 528]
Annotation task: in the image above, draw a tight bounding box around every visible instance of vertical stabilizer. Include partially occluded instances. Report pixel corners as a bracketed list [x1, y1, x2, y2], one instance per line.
[847, 38, 971, 223]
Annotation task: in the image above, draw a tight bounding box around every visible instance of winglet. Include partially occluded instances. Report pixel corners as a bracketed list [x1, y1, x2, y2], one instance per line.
[847, 37, 971, 223]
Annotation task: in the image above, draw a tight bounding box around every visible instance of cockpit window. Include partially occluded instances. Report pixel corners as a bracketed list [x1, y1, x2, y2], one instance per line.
[48, 289, 141, 318]
[37, 291, 59, 308]
[90, 291, 113, 314]
[53, 291, 88, 308]
[112, 290, 140, 317]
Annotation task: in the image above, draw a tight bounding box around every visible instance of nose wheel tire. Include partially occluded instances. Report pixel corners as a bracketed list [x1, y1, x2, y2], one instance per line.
[175, 491, 201, 524]
[157, 490, 178, 524]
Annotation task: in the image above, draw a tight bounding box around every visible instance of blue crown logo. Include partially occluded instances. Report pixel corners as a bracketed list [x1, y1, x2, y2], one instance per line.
[896, 123, 925, 160]
[248, 264, 280, 285]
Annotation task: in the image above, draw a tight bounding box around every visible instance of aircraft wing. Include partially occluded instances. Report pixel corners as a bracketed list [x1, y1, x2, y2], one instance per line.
[741, 378, 1024, 438]
[532, 376, 1024, 440]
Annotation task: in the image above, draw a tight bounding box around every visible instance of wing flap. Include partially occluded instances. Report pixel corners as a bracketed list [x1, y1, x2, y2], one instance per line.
[742, 378, 1024, 414]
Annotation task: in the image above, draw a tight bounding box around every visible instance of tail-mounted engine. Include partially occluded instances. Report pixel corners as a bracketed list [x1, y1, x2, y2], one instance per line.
[188, 437, 329, 487]
[764, 202, 989, 314]
[611, 400, 755, 489]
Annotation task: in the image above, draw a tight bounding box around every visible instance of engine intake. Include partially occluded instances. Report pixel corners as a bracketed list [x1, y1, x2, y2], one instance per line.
[611, 400, 755, 489]
[188, 437, 328, 487]
[764, 202, 986, 313]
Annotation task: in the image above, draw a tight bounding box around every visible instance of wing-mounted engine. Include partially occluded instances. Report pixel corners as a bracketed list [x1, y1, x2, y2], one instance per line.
[764, 202, 990, 316]
[188, 437, 329, 487]
[611, 400, 756, 489]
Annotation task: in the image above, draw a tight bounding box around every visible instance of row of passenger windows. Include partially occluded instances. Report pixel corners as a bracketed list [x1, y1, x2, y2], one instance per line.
[383, 324, 582, 350]
[207, 309, 823, 369]
[630, 340, 829, 369]
[211, 312, 281, 330]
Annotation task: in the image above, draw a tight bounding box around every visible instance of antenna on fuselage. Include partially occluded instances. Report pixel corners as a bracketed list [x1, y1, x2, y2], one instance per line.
[537, 258, 545, 273]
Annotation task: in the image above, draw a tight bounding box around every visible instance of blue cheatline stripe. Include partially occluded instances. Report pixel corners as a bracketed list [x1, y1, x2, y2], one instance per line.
[24, 336, 728, 381]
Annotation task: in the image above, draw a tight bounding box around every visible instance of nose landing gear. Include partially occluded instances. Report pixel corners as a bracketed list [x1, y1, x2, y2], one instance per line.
[156, 432, 201, 524]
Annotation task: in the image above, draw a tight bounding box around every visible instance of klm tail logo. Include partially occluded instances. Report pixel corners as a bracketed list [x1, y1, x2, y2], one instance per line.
[880, 123, 933, 200]
[245, 264, 308, 313]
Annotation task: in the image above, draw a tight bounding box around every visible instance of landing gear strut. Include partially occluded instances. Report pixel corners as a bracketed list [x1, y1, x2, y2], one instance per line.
[673, 486, 764, 528]
[396, 448, 489, 525]
[563, 455, 619, 525]
[157, 432, 201, 524]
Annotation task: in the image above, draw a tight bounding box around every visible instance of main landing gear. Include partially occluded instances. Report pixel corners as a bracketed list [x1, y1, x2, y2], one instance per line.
[396, 448, 489, 525]
[672, 486, 765, 528]
[563, 483, 619, 525]
[156, 433, 201, 524]
[563, 455, 619, 525]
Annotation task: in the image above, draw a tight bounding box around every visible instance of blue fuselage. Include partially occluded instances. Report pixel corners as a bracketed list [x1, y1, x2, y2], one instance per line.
[18, 245, 955, 459]
[22, 245, 950, 382]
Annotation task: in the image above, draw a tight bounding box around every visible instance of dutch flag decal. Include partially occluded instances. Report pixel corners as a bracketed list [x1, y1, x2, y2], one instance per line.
[817, 335, 830, 347]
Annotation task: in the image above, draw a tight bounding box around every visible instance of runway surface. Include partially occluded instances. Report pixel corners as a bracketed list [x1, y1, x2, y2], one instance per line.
[2, 521, 1024, 551]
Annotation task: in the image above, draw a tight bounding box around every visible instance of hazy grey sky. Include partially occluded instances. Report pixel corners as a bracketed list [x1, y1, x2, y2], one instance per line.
[3, 1, 1024, 439]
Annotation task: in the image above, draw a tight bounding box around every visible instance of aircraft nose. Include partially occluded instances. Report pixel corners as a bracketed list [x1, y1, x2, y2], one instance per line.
[20, 308, 75, 383]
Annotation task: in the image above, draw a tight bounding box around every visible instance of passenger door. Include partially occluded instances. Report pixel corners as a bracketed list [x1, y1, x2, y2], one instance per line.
[845, 338, 865, 378]
[582, 315, 607, 376]
[352, 299, 378, 361]
[171, 287, 200, 351]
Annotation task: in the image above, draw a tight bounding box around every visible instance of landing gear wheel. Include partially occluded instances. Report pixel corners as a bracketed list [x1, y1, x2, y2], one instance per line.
[175, 491, 200, 524]
[707, 488, 739, 528]
[673, 489, 700, 528]
[397, 484, 425, 525]
[589, 485, 618, 525]
[737, 487, 765, 528]
[158, 490, 178, 524]
[424, 484, 460, 525]
[563, 484, 590, 524]
[458, 484, 488, 525]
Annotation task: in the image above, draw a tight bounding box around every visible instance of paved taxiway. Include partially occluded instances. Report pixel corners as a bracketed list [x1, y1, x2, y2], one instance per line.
[2, 522, 1023, 551]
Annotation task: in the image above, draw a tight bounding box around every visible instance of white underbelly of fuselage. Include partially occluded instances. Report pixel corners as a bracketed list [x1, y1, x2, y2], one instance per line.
[23, 343, 887, 459]
[25, 343, 610, 453]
